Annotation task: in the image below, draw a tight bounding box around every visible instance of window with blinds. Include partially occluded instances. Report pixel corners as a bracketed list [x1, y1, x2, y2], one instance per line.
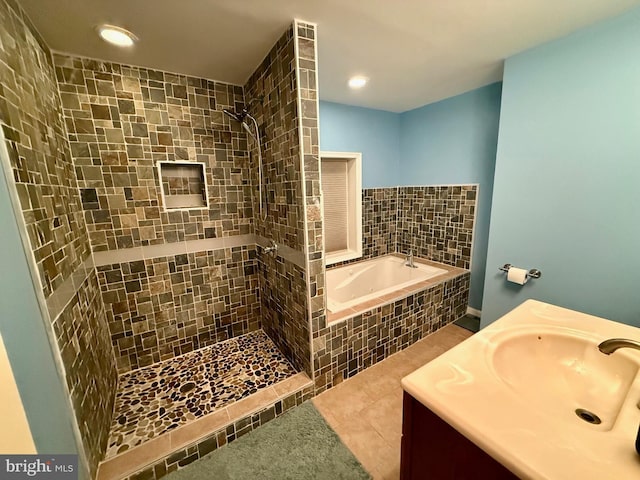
[320, 152, 362, 264]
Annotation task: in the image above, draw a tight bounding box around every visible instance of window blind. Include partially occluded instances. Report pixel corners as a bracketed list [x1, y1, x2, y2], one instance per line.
[321, 160, 349, 253]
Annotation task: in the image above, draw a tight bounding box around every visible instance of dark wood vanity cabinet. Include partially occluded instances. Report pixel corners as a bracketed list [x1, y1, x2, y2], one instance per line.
[400, 392, 519, 479]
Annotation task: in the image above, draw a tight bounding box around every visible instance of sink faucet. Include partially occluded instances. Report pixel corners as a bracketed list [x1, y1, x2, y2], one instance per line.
[598, 338, 640, 355]
[405, 251, 417, 268]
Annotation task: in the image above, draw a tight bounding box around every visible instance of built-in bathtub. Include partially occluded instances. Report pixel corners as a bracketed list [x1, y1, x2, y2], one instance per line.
[315, 253, 471, 391]
[327, 255, 447, 313]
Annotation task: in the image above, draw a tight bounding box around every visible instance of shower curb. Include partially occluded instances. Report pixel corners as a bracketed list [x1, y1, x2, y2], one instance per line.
[97, 373, 314, 480]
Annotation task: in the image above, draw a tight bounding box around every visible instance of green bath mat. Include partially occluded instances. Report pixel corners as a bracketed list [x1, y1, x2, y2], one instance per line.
[166, 401, 371, 480]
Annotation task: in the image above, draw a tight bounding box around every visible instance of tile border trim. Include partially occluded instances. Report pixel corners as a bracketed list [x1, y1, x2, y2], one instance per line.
[93, 235, 257, 267]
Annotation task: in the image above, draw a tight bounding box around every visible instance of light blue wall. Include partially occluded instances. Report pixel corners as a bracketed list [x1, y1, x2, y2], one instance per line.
[0, 139, 79, 454]
[319, 101, 400, 187]
[482, 7, 640, 327]
[399, 83, 502, 310]
[319, 84, 502, 311]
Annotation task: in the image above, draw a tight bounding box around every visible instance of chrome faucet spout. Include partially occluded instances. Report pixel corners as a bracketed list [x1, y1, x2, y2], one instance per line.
[598, 338, 640, 355]
[405, 251, 417, 268]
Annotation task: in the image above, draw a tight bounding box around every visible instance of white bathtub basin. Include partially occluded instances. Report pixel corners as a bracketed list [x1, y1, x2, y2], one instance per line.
[402, 300, 640, 480]
[326, 254, 447, 313]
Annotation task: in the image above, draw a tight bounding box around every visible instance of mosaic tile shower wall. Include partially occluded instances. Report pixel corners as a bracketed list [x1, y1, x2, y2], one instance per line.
[97, 246, 260, 372]
[397, 185, 477, 269]
[313, 273, 470, 393]
[0, 0, 117, 475]
[244, 24, 312, 376]
[54, 54, 262, 370]
[53, 54, 253, 250]
[55, 268, 117, 474]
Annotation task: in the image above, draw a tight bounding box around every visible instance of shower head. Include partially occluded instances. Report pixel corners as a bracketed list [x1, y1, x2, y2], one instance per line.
[223, 108, 246, 123]
[242, 121, 257, 141]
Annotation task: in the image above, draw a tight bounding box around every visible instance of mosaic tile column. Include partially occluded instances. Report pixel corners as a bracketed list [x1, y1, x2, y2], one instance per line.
[295, 21, 326, 354]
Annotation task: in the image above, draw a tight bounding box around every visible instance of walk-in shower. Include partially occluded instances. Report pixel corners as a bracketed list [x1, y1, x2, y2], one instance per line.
[223, 98, 266, 220]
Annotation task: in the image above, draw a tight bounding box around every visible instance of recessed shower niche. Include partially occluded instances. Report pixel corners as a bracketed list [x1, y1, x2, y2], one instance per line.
[157, 161, 209, 211]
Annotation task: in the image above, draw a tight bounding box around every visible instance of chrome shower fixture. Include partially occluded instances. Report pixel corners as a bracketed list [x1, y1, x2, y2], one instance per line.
[222, 96, 266, 220]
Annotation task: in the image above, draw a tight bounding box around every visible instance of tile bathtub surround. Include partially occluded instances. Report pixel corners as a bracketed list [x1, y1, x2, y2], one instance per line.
[1, 0, 118, 476]
[313, 272, 470, 393]
[105, 330, 297, 458]
[244, 23, 313, 376]
[397, 185, 477, 269]
[97, 245, 261, 372]
[329, 185, 478, 272]
[53, 53, 253, 252]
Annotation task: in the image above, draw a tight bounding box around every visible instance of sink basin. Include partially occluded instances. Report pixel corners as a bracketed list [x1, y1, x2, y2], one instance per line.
[401, 300, 640, 480]
[490, 328, 639, 430]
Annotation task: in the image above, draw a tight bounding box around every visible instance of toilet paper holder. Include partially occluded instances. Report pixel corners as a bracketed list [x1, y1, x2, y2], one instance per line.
[498, 264, 542, 279]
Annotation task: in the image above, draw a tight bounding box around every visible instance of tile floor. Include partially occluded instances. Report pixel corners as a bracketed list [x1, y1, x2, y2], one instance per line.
[313, 323, 473, 480]
[106, 330, 297, 458]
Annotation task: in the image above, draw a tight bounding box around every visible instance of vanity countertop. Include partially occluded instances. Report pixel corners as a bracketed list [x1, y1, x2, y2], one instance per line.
[401, 299, 640, 480]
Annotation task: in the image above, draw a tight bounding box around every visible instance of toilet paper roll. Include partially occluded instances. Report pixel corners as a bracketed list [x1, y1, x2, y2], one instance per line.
[507, 267, 529, 285]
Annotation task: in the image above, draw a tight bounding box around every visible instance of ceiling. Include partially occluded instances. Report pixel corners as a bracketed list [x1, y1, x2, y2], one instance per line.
[19, 0, 640, 112]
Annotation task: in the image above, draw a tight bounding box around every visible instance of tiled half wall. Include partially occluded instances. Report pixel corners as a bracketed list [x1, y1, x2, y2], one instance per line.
[313, 273, 470, 393]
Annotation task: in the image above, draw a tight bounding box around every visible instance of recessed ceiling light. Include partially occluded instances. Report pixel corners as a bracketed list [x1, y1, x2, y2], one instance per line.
[348, 76, 368, 89]
[97, 25, 138, 47]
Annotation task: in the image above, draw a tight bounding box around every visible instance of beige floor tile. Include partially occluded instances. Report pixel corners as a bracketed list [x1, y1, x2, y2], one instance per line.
[360, 390, 404, 445]
[332, 415, 395, 475]
[313, 380, 375, 425]
[314, 323, 471, 480]
[378, 458, 401, 480]
[343, 364, 401, 401]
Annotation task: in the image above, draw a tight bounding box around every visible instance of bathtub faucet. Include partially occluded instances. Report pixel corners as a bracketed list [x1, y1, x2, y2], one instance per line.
[405, 251, 418, 268]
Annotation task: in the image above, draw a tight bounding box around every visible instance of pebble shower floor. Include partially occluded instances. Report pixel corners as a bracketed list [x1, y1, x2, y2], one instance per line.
[106, 330, 297, 458]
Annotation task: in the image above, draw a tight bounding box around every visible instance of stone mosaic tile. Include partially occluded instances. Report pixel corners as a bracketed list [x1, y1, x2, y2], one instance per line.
[398, 185, 477, 269]
[313, 273, 470, 393]
[122, 386, 315, 480]
[0, 0, 91, 297]
[244, 24, 313, 378]
[295, 21, 327, 356]
[106, 330, 297, 458]
[0, 1, 117, 476]
[97, 246, 261, 372]
[53, 53, 253, 252]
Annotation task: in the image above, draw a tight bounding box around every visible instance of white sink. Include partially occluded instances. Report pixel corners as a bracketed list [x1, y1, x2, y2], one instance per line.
[489, 328, 639, 430]
[402, 300, 640, 480]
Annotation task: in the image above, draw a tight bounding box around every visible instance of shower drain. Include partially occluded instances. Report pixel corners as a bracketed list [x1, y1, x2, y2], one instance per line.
[575, 408, 601, 425]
